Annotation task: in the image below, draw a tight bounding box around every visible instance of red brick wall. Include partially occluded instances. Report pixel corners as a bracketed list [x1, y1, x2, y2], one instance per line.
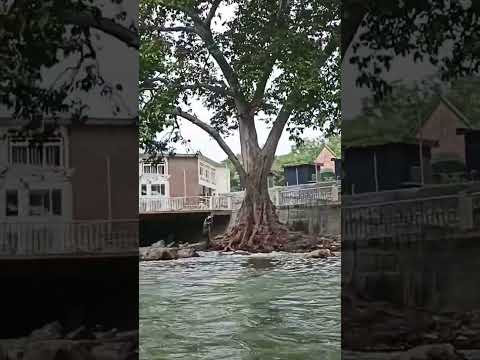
[69, 125, 138, 220]
[315, 147, 335, 171]
[420, 102, 466, 163]
[168, 157, 201, 197]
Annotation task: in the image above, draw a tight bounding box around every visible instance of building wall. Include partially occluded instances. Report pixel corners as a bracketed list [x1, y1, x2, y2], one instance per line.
[168, 157, 201, 197]
[139, 159, 170, 197]
[215, 166, 231, 194]
[315, 148, 336, 171]
[69, 125, 138, 220]
[421, 101, 466, 163]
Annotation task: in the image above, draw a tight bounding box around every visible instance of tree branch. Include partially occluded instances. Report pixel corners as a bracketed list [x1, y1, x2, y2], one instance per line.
[172, 108, 247, 180]
[158, 26, 196, 33]
[206, 0, 223, 26]
[182, 82, 233, 96]
[63, 11, 139, 49]
[250, 0, 289, 111]
[262, 96, 295, 162]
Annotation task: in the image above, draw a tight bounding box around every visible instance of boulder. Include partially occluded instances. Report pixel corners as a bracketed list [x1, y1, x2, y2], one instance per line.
[233, 250, 250, 256]
[150, 240, 165, 248]
[140, 247, 178, 261]
[306, 249, 331, 259]
[29, 321, 63, 341]
[177, 248, 199, 258]
[390, 344, 466, 360]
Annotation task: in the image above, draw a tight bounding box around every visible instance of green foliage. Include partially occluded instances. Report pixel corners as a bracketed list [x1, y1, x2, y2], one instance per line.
[139, 0, 340, 152]
[1, 0, 136, 123]
[345, 1, 480, 101]
[224, 135, 340, 188]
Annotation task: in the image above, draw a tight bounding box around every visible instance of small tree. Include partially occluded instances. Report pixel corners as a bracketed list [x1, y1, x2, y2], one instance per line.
[140, 0, 340, 251]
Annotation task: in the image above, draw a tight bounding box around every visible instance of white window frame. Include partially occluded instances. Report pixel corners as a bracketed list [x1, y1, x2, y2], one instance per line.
[9, 137, 64, 168]
[28, 188, 62, 217]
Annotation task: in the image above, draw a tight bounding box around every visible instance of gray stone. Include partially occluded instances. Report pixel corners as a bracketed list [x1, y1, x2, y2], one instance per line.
[141, 247, 178, 261]
[29, 321, 63, 341]
[90, 342, 134, 360]
[150, 240, 165, 248]
[306, 249, 331, 259]
[177, 248, 199, 258]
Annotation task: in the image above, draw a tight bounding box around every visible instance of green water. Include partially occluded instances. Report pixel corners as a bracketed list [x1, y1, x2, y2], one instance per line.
[140, 252, 340, 360]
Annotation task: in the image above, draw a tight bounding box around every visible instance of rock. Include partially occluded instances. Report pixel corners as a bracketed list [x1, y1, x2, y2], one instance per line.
[140, 247, 178, 261]
[150, 240, 165, 248]
[233, 250, 250, 256]
[390, 344, 466, 360]
[306, 249, 331, 258]
[65, 326, 94, 340]
[177, 248, 199, 258]
[29, 321, 63, 340]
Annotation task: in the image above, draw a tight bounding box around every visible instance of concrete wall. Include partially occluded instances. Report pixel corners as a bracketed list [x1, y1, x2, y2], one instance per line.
[69, 125, 138, 220]
[168, 157, 201, 197]
[278, 203, 341, 236]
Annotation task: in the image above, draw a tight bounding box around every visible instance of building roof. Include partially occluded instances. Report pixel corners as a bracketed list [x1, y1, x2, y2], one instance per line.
[343, 92, 472, 149]
[314, 144, 339, 164]
[283, 163, 316, 169]
[139, 151, 224, 168]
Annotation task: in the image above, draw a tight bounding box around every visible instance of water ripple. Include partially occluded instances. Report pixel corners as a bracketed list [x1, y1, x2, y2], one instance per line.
[140, 252, 340, 360]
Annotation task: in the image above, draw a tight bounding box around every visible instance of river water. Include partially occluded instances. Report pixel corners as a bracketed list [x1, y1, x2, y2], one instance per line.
[140, 252, 340, 360]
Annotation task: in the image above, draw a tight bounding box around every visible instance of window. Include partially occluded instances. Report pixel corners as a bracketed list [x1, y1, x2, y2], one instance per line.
[29, 189, 62, 216]
[141, 184, 147, 195]
[151, 184, 166, 196]
[143, 162, 166, 175]
[6, 190, 18, 216]
[143, 165, 152, 174]
[9, 138, 62, 167]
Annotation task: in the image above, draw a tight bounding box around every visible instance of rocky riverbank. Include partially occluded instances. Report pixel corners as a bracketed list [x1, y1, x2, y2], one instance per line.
[343, 289, 480, 354]
[140, 233, 340, 261]
[0, 322, 138, 360]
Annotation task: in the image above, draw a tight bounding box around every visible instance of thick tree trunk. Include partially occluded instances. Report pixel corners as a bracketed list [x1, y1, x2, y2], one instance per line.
[215, 152, 289, 252]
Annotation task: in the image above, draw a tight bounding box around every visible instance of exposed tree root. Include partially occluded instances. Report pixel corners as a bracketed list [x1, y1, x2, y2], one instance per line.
[212, 200, 290, 252]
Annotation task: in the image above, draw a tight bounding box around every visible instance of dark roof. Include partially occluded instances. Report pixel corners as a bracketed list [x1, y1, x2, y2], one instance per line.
[283, 163, 315, 169]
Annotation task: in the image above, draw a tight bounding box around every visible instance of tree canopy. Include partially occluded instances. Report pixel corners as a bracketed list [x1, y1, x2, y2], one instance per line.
[139, 0, 340, 158]
[343, 0, 480, 101]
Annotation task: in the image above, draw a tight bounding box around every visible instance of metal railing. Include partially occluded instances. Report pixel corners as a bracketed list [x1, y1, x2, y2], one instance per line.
[0, 220, 138, 257]
[343, 192, 480, 241]
[139, 196, 232, 212]
[139, 182, 341, 213]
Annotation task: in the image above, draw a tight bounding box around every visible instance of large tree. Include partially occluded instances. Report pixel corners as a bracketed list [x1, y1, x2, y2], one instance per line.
[139, 0, 340, 251]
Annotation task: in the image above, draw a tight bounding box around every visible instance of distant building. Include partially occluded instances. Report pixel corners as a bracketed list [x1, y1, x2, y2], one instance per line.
[314, 144, 340, 181]
[343, 141, 436, 194]
[283, 164, 316, 186]
[138, 152, 230, 200]
[0, 118, 137, 223]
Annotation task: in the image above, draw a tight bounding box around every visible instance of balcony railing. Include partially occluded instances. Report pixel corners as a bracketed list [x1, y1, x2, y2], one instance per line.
[140, 196, 232, 213]
[0, 220, 138, 257]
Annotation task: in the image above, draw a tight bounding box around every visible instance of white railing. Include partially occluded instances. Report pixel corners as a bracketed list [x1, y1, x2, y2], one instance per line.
[139, 182, 341, 213]
[140, 196, 232, 213]
[0, 220, 138, 257]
